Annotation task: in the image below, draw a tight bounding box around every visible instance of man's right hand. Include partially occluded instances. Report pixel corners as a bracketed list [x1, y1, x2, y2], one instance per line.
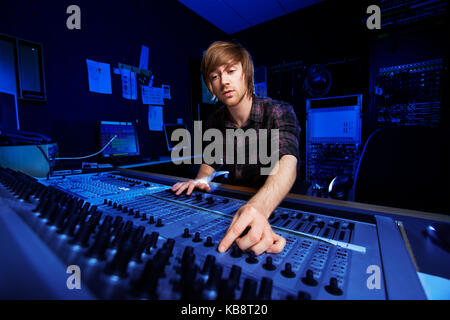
[171, 179, 211, 196]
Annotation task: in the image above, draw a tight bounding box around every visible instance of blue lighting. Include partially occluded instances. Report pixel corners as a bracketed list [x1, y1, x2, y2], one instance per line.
[428, 225, 436, 232]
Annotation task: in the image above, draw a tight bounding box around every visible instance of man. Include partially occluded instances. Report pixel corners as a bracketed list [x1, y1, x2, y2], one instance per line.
[171, 41, 300, 256]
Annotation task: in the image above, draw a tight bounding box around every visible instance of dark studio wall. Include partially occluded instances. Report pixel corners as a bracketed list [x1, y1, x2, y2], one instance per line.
[0, 0, 226, 160]
[232, 0, 372, 180]
[231, 0, 448, 183]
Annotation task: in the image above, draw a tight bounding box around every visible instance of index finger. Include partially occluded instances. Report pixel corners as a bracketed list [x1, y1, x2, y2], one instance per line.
[218, 214, 253, 253]
[171, 182, 182, 191]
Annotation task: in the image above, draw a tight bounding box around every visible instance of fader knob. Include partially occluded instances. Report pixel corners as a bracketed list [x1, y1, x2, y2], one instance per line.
[281, 263, 296, 278]
[302, 269, 318, 286]
[228, 265, 241, 289]
[245, 251, 258, 264]
[206, 264, 223, 291]
[218, 279, 235, 300]
[240, 278, 257, 300]
[182, 228, 191, 238]
[262, 256, 276, 271]
[204, 236, 214, 247]
[155, 218, 163, 227]
[297, 291, 311, 300]
[325, 277, 343, 296]
[230, 244, 243, 258]
[201, 255, 216, 275]
[192, 232, 202, 243]
[258, 277, 273, 300]
[146, 231, 159, 252]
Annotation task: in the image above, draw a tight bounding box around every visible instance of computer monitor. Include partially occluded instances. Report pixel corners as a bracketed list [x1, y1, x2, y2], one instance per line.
[99, 121, 140, 158]
[0, 91, 19, 130]
[164, 123, 188, 151]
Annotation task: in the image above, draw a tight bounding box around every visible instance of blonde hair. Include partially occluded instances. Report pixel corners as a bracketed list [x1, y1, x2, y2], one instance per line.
[201, 41, 254, 98]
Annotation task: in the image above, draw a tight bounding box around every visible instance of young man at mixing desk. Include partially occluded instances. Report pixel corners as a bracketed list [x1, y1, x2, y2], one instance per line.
[171, 41, 301, 256]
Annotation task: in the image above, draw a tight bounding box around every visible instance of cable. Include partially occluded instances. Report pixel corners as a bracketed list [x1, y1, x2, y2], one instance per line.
[55, 135, 117, 160]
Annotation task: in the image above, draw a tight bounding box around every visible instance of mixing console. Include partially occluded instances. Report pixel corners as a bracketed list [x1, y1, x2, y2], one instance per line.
[0, 167, 426, 300]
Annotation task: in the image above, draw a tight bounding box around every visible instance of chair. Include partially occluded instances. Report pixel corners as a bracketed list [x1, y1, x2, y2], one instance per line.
[351, 126, 449, 214]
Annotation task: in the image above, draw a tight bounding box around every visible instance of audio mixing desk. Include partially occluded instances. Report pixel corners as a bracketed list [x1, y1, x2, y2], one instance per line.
[0, 166, 449, 300]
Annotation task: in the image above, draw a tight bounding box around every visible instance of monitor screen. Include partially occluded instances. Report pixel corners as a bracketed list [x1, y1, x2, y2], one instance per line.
[164, 123, 188, 151]
[99, 121, 139, 157]
[310, 109, 359, 140]
[0, 91, 19, 130]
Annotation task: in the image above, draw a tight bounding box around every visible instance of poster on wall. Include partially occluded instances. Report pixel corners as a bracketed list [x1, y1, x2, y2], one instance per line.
[86, 59, 112, 94]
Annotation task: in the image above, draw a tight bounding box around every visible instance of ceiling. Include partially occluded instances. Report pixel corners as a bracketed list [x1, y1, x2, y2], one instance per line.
[178, 0, 326, 34]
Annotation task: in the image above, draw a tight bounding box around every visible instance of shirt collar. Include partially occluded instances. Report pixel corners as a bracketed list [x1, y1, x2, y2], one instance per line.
[222, 94, 263, 128]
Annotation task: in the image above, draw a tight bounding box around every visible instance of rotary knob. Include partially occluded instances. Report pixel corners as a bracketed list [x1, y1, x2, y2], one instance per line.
[325, 277, 343, 296]
[262, 256, 276, 271]
[302, 269, 318, 286]
[281, 263, 296, 278]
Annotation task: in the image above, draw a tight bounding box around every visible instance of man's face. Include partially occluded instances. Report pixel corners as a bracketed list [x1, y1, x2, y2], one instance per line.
[209, 61, 248, 107]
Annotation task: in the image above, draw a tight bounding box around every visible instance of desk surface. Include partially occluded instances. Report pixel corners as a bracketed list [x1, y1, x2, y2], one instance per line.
[118, 155, 202, 169]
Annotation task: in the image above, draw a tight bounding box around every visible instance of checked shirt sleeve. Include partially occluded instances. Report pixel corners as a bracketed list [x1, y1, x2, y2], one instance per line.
[272, 103, 301, 162]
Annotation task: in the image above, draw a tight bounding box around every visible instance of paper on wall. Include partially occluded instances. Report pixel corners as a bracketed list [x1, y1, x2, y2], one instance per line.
[120, 68, 137, 100]
[86, 59, 112, 94]
[148, 105, 163, 131]
[162, 84, 171, 99]
[139, 45, 149, 70]
[142, 86, 164, 105]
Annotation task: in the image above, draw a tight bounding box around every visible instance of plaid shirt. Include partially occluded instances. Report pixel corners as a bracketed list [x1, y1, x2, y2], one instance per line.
[204, 95, 301, 188]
